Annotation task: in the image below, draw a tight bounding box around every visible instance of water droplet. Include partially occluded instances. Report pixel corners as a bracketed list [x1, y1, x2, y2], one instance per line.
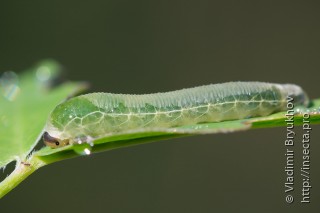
[0, 71, 20, 101]
[34, 60, 62, 85]
[84, 148, 91, 155]
[36, 66, 52, 82]
[73, 143, 92, 156]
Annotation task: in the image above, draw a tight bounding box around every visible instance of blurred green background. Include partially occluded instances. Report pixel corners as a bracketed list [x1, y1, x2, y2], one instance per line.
[1, 1, 320, 212]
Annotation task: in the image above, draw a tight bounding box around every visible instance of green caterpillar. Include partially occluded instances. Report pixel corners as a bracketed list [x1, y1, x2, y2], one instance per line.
[43, 82, 309, 148]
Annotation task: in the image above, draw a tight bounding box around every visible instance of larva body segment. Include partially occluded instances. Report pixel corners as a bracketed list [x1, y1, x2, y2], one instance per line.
[45, 82, 309, 147]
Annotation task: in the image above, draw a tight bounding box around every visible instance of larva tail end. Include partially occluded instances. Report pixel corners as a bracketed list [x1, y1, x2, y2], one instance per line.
[281, 84, 310, 107]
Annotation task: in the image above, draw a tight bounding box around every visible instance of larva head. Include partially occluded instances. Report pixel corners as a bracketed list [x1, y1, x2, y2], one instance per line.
[280, 84, 310, 107]
[43, 131, 69, 148]
[44, 95, 102, 148]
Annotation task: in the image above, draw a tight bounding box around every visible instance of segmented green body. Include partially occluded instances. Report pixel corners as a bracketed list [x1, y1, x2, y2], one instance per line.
[45, 82, 309, 144]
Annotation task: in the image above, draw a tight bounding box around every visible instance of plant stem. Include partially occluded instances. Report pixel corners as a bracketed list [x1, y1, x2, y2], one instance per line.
[0, 156, 46, 198]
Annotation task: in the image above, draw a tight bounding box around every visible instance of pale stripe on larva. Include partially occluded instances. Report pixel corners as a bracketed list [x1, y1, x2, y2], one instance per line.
[43, 82, 309, 148]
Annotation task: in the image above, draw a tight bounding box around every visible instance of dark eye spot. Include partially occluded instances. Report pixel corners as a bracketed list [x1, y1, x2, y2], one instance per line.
[43, 132, 60, 147]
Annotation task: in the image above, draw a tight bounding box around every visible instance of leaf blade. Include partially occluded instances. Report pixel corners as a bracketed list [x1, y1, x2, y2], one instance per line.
[0, 60, 86, 168]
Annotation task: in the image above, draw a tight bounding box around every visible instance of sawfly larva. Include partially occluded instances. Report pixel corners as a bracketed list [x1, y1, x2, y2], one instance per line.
[43, 82, 309, 148]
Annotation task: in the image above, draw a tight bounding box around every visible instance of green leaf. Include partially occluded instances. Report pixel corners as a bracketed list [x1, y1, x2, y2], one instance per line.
[0, 60, 86, 197]
[0, 63, 319, 198]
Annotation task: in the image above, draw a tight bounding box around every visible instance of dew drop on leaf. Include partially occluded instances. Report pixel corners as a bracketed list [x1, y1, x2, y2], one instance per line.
[0, 71, 20, 101]
[73, 144, 92, 156]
